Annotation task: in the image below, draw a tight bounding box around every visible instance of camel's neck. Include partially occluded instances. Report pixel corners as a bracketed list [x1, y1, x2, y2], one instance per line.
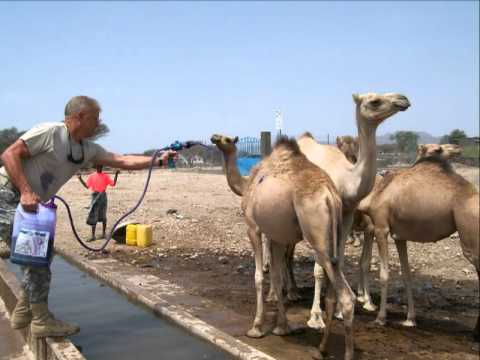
[222, 150, 247, 197]
[350, 112, 378, 202]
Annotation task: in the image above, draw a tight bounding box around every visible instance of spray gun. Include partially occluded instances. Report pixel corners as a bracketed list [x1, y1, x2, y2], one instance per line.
[158, 140, 204, 152]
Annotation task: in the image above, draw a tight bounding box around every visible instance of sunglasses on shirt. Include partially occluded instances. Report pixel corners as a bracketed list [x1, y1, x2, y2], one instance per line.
[67, 135, 85, 165]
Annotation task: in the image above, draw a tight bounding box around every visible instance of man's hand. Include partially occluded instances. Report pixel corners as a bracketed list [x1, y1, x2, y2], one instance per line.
[20, 190, 41, 213]
[161, 150, 177, 161]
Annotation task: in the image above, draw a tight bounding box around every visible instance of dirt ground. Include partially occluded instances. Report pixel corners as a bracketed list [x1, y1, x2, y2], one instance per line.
[54, 163, 480, 360]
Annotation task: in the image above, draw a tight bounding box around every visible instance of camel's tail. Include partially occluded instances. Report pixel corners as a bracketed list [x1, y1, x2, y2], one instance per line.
[327, 195, 342, 266]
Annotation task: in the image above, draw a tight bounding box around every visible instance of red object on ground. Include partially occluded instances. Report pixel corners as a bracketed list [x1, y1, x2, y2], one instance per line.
[86, 172, 114, 193]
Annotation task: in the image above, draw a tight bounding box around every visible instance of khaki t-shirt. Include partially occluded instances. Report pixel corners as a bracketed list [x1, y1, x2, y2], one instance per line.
[0, 122, 107, 202]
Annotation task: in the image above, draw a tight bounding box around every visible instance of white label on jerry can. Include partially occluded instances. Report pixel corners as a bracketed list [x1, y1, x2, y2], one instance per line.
[15, 229, 50, 258]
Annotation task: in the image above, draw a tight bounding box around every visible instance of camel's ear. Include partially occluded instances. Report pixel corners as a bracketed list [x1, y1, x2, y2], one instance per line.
[234, 136, 239, 144]
[336, 136, 342, 147]
[417, 144, 426, 157]
[352, 93, 361, 105]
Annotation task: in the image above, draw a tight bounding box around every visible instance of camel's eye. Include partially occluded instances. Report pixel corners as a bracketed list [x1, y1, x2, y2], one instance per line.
[369, 99, 382, 107]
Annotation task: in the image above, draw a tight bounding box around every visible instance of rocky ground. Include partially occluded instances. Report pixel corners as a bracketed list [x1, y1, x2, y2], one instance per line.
[53, 164, 480, 360]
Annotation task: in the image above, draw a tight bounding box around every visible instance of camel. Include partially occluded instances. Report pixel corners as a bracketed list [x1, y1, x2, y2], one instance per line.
[336, 135, 364, 247]
[336, 135, 359, 164]
[356, 145, 479, 336]
[416, 143, 462, 161]
[212, 134, 356, 360]
[297, 92, 411, 327]
[210, 134, 300, 302]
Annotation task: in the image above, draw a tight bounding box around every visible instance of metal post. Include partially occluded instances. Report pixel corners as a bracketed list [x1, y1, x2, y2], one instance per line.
[260, 131, 272, 158]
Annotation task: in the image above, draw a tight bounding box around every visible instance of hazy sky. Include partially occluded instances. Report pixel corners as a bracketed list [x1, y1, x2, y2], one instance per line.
[1, 1, 478, 153]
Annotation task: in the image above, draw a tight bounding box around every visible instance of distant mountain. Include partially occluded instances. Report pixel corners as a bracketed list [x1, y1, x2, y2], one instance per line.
[377, 131, 440, 145]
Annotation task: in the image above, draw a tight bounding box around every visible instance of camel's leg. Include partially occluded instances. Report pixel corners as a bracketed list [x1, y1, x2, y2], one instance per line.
[358, 223, 377, 312]
[307, 261, 326, 329]
[316, 257, 355, 360]
[295, 197, 355, 360]
[474, 278, 479, 339]
[271, 242, 294, 336]
[453, 198, 479, 339]
[285, 243, 301, 302]
[352, 231, 362, 247]
[266, 275, 278, 303]
[262, 235, 271, 273]
[334, 211, 354, 320]
[313, 275, 334, 360]
[394, 239, 416, 327]
[246, 226, 267, 338]
[265, 237, 278, 303]
[374, 227, 390, 326]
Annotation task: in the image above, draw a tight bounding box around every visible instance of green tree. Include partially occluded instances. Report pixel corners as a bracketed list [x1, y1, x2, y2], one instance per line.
[439, 134, 450, 144]
[448, 129, 467, 145]
[143, 149, 156, 156]
[0, 127, 25, 160]
[390, 131, 419, 153]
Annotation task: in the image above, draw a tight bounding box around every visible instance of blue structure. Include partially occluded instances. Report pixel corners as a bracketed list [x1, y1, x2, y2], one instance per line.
[237, 156, 261, 176]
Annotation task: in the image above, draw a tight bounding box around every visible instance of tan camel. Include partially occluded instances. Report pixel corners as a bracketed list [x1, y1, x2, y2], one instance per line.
[356, 146, 479, 335]
[212, 134, 356, 360]
[210, 134, 299, 302]
[336, 135, 364, 247]
[336, 135, 359, 164]
[416, 143, 462, 161]
[297, 93, 411, 327]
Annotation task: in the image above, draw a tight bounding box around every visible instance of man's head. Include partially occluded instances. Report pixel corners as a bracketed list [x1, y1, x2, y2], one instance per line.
[95, 164, 104, 173]
[64, 96, 102, 140]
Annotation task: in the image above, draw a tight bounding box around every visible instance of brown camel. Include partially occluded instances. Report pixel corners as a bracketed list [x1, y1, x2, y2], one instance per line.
[212, 134, 355, 360]
[356, 146, 479, 335]
[297, 92, 411, 326]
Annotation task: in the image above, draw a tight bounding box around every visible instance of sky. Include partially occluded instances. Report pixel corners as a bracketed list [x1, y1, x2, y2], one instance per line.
[0, 1, 478, 153]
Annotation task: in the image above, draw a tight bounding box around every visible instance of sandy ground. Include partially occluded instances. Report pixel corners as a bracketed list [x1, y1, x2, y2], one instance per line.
[53, 163, 480, 360]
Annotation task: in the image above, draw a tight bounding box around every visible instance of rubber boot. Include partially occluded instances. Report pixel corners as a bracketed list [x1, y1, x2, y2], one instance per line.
[30, 303, 80, 337]
[10, 291, 32, 329]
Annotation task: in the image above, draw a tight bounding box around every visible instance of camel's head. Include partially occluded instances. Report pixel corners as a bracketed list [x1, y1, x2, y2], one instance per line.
[416, 143, 462, 161]
[210, 134, 239, 154]
[353, 92, 410, 126]
[336, 135, 359, 164]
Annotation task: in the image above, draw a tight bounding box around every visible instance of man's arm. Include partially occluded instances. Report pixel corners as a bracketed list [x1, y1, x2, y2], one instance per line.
[0, 139, 41, 212]
[95, 151, 175, 170]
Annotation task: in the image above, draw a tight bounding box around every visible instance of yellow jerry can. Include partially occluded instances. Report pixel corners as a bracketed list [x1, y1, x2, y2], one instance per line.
[136, 224, 153, 248]
[125, 224, 138, 246]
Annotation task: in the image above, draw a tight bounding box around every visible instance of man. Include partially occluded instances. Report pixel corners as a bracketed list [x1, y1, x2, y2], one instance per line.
[0, 96, 171, 337]
[78, 165, 119, 241]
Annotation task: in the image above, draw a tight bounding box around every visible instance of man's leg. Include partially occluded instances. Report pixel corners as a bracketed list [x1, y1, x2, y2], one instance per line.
[23, 265, 79, 337]
[1, 186, 32, 328]
[89, 225, 96, 241]
[102, 221, 106, 239]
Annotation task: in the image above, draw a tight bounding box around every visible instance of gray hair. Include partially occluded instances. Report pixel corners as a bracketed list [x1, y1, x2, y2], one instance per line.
[64, 96, 101, 117]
